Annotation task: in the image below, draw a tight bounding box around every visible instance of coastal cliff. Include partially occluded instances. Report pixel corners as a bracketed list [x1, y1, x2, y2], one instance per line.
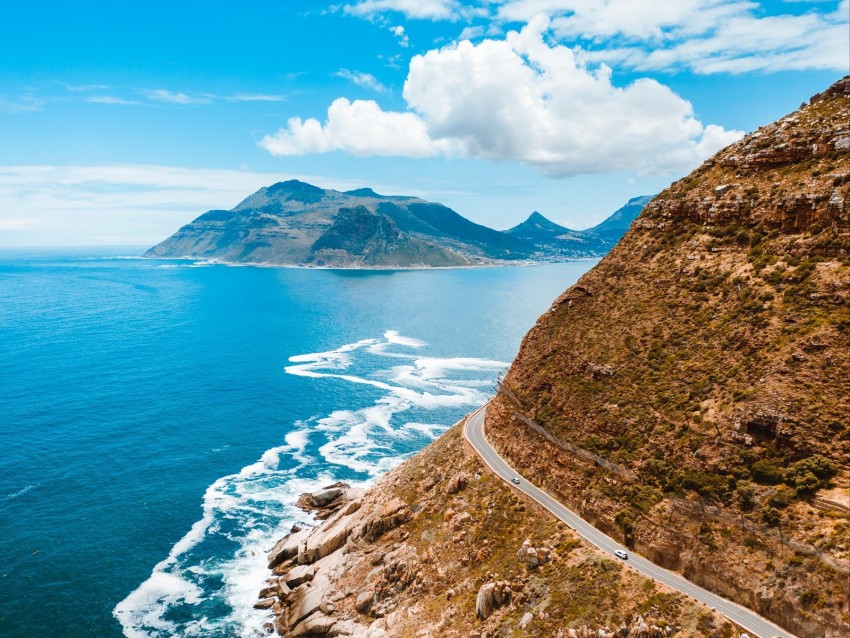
[486, 77, 850, 637]
[259, 425, 740, 637]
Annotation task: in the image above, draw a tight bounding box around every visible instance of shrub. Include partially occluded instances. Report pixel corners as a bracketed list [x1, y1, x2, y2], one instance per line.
[737, 482, 756, 511]
[786, 455, 837, 493]
[678, 469, 732, 503]
[762, 506, 782, 527]
[767, 487, 796, 509]
[752, 459, 784, 485]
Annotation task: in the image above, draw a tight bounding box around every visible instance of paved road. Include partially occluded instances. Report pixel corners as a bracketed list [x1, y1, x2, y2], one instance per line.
[464, 404, 796, 638]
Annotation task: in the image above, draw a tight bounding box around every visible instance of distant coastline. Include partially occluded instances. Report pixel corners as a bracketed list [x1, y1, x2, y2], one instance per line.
[146, 179, 650, 269]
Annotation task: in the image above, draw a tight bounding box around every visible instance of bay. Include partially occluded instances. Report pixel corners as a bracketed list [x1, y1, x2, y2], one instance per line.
[0, 248, 595, 637]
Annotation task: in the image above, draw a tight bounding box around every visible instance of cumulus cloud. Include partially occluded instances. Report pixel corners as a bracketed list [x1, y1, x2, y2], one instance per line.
[261, 18, 742, 177]
[334, 69, 390, 93]
[259, 98, 456, 158]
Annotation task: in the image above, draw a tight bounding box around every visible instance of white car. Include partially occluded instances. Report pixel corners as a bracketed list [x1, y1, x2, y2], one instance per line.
[510, 476, 521, 485]
[615, 549, 629, 560]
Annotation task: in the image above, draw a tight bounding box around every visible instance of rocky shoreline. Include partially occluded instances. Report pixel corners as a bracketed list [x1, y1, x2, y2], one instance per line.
[256, 425, 745, 638]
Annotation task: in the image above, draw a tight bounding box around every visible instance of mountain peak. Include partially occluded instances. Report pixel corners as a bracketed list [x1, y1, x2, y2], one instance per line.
[508, 211, 569, 236]
[265, 179, 325, 198]
[525, 211, 558, 226]
[344, 187, 385, 198]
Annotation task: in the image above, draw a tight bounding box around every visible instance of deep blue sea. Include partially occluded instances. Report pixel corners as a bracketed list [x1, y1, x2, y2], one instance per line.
[0, 248, 595, 637]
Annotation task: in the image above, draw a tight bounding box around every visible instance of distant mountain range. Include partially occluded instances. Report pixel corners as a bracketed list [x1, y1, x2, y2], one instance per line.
[145, 180, 652, 267]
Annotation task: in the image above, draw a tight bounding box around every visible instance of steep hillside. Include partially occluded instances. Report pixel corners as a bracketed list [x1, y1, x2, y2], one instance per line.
[145, 181, 534, 267]
[259, 424, 740, 638]
[486, 77, 850, 637]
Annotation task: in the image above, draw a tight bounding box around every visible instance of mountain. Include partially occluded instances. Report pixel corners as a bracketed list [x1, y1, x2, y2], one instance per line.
[485, 77, 850, 637]
[585, 195, 654, 244]
[145, 181, 536, 267]
[506, 211, 599, 257]
[146, 180, 652, 267]
[506, 199, 653, 259]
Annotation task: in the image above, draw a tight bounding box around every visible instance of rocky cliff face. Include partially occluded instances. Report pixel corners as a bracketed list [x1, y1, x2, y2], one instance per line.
[486, 77, 850, 637]
[259, 425, 741, 637]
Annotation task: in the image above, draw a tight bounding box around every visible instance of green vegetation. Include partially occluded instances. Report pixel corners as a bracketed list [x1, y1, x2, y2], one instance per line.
[785, 455, 837, 493]
[751, 460, 784, 485]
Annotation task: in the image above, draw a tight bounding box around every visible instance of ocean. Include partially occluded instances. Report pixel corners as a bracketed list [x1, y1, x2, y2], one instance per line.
[0, 248, 595, 637]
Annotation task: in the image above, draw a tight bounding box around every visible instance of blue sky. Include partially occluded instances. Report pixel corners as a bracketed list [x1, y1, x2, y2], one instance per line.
[1, 0, 847, 245]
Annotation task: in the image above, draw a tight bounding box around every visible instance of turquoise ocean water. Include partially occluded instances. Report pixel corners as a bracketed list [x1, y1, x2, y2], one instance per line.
[0, 248, 595, 637]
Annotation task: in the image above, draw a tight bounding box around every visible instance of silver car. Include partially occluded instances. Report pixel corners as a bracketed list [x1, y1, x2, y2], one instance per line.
[615, 549, 628, 560]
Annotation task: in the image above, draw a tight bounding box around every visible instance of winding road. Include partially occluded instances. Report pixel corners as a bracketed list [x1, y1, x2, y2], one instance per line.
[464, 404, 796, 638]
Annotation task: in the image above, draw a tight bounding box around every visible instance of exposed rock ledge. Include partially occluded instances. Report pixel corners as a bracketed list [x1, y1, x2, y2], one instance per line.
[258, 425, 749, 638]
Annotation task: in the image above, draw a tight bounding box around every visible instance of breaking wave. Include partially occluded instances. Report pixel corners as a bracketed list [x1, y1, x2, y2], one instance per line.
[114, 330, 506, 637]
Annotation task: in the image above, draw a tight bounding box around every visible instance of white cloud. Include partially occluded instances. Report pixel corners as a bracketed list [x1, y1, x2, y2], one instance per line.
[60, 83, 111, 92]
[259, 98, 456, 157]
[86, 95, 139, 105]
[341, 0, 848, 74]
[0, 95, 45, 113]
[390, 24, 410, 46]
[261, 18, 742, 177]
[142, 89, 215, 105]
[225, 93, 286, 102]
[334, 69, 390, 93]
[498, 0, 849, 73]
[343, 0, 460, 20]
[139, 89, 287, 106]
[0, 165, 367, 246]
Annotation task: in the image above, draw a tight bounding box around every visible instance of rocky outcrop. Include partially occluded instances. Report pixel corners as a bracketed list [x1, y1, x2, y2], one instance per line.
[516, 538, 551, 568]
[475, 581, 512, 619]
[259, 425, 745, 637]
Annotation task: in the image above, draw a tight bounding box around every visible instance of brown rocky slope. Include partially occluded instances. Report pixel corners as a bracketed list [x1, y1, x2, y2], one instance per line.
[486, 77, 850, 637]
[259, 424, 742, 637]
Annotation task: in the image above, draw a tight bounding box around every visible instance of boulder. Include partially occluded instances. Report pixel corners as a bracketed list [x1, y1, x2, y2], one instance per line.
[254, 597, 275, 610]
[289, 580, 330, 627]
[268, 528, 311, 568]
[516, 538, 550, 568]
[285, 564, 316, 588]
[475, 581, 511, 620]
[447, 474, 469, 494]
[476, 583, 496, 620]
[355, 589, 374, 613]
[289, 611, 337, 637]
[520, 612, 533, 629]
[304, 516, 354, 563]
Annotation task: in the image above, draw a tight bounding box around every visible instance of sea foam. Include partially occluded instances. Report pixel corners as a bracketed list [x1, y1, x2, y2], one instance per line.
[114, 331, 506, 637]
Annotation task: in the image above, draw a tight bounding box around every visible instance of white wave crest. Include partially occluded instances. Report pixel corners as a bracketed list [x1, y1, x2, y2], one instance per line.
[115, 330, 507, 637]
